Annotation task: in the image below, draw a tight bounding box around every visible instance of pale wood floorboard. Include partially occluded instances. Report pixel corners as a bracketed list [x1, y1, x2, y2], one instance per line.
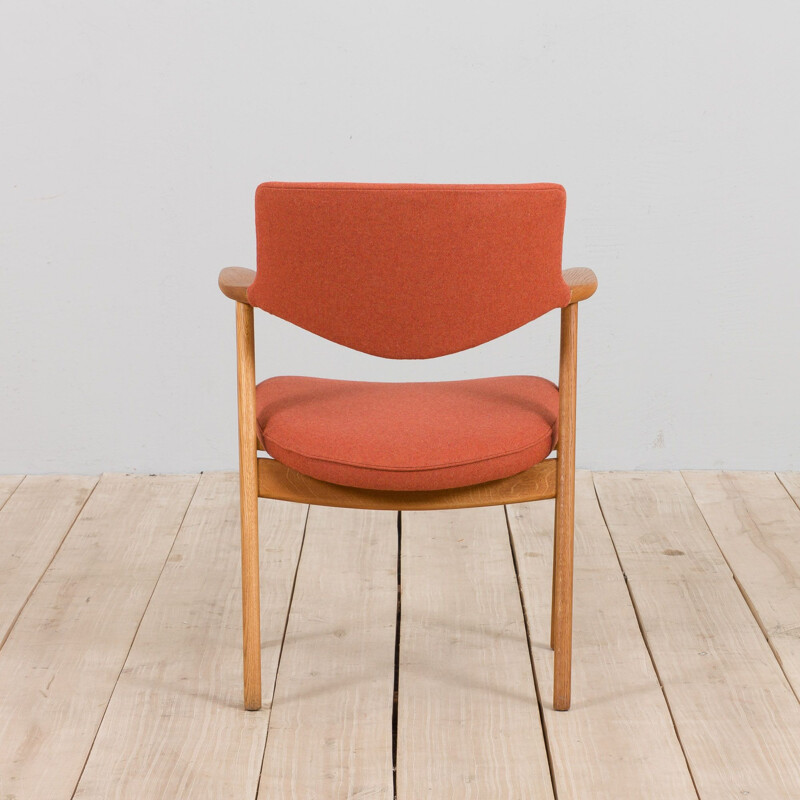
[72, 473, 307, 799]
[777, 471, 800, 506]
[683, 471, 800, 700]
[396, 506, 554, 799]
[4, 471, 800, 798]
[0, 475, 97, 647]
[594, 471, 800, 799]
[257, 505, 398, 800]
[0, 474, 24, 510]
[0, 473, 198, 800]
[508, 472, 698, 800]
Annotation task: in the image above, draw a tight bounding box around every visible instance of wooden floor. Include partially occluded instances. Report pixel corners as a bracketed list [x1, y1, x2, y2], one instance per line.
[1, 472, 800, 798]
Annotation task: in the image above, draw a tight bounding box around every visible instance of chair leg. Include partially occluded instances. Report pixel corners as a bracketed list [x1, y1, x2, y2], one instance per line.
[551, 475, 575, 711]
[552, 302, 577, 712]
[550, 533, 558, 651]
[236, 301, 262, 711]
[240, 468, 261, 711]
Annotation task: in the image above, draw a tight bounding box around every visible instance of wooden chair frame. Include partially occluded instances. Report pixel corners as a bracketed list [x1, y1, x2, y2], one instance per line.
[219, 266, 597, 712]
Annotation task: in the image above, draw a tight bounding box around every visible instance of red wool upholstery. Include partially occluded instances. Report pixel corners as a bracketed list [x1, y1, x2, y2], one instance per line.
[249, 182, 570, 359]
[255, 375, 559, 491]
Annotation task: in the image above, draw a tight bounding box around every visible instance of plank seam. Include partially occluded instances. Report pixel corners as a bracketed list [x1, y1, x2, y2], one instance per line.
[0, 475, 100, 655]
[503, 504, 559, 800]
[681, 471, 800, 707]
[0, 475, 24, 514]
[69, 473, 201, 800]
[591, 475, 702, 800]
[255, 502, 312, 798]
[392, 511, 402, 800]
[777, 473, 800, 516]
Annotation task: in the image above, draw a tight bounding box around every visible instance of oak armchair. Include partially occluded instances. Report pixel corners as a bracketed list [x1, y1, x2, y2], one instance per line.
[219, 182, 597, 712]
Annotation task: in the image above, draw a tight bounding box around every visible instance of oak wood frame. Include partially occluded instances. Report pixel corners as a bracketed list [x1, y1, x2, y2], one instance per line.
[224, 266, 596, 712]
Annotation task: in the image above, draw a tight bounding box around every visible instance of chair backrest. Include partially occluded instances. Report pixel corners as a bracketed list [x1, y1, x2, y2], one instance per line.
[248, 182, 570, 359]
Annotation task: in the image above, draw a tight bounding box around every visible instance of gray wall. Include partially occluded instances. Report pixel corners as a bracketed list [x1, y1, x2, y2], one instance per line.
[2, 1, 798, 473]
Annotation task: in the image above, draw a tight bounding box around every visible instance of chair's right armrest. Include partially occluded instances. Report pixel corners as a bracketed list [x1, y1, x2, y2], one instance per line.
[563, 268, 598, 304]
[218, 267, 256, 304]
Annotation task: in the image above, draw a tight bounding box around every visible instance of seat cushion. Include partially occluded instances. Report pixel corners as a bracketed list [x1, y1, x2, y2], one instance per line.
[255, 375, 559, 491]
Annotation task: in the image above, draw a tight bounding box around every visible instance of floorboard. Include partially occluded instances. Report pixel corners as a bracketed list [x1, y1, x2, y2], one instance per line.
[257, 505, 398, 800]
[72, 473, 307, 799]
[396, 506, 554, 799]
[594, 471, 800, 799]
[0, 475, 97, 647]
[4, 471, 800, 798]
[0, 474, 24, 510]
[508, 472, 697, 800]
[684, 470, 800, 701]
[777, 471, 800, 506]
[0, 473, 198, 800]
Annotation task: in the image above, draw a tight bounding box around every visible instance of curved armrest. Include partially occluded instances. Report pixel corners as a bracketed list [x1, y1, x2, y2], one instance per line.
[563, 268, 598, 303]
[220, 265, 596, 305]
[219, 267, 256, 304]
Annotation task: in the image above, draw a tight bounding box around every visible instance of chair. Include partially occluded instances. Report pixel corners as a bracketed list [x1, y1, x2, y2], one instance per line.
[218, 182, 597, 712]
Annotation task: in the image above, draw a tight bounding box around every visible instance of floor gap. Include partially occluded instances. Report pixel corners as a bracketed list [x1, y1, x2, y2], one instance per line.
[504, 504, 559, 800]
[0, 474, 25, 516]
[776, 473, 800, 516]
[256, 502, 312, 797]
[392, 510, 402, 800]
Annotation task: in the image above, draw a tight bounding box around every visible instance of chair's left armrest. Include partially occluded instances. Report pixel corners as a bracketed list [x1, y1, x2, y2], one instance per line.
[219, 267, 256, 304]
[563, 268, 598, 304]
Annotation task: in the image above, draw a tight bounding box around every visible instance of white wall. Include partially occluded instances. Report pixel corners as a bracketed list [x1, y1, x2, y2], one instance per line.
[2, 1, 799, 474]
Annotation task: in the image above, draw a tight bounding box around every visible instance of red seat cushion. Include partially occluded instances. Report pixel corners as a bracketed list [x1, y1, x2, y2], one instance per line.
[255, 376, 559, 491]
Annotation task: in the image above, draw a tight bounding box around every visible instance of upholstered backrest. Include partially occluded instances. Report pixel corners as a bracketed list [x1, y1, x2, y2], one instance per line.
[248, 182, 570, 359]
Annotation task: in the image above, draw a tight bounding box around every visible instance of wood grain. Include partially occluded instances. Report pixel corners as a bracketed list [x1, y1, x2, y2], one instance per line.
[594, 471, 800, 799]
[219, 267, 255, 304]
[508, 472, 697, 799]
[396, 506, 554, 799]
[72, 473, 307, 799]
[0, 475, 97, 647]
[552, 302, 577, 709]
[777, 471, 800, 503]
[0, 474, 24, 510]
[236, 300, 262, 710]
[6, 471, 800, 797]
[684, 470, 800, 698]
[563, 267, 598, 303]
[0, 473, 198, 800]
[258, 457, 556, 510]
[258, 505, 397, 799]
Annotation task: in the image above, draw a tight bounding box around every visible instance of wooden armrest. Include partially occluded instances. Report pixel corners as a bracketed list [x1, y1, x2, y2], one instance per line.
[219, 265, 596, 305]
[563, 268, 598, 303]
[218, 267, 256, 304]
